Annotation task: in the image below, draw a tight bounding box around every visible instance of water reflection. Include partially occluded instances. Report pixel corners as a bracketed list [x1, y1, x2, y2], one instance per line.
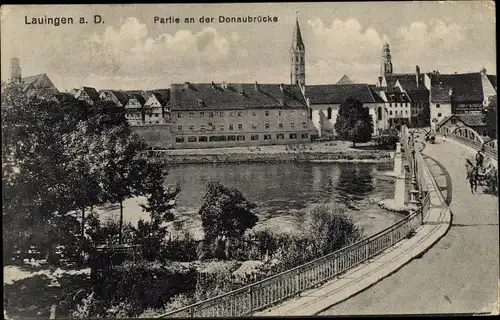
[159, 162, 401, 236]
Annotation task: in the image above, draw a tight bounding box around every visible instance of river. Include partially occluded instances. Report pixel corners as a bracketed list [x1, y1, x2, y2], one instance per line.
[98, 162, 403, 239]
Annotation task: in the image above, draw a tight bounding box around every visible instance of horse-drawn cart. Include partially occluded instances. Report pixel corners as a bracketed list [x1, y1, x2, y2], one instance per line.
[466, 158, 498, 194]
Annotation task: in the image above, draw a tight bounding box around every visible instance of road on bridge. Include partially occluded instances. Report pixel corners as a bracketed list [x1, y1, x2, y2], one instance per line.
[320, 137, 499, 315]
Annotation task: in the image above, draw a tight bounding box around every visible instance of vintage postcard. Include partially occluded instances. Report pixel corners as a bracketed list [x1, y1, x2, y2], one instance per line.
[1, 2, 498, 319]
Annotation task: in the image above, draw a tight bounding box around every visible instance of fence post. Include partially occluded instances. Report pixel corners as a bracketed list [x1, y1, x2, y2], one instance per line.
[365, 240, 369, 261]
[295, 271, 300, 296]
[249, 286, 254, 315]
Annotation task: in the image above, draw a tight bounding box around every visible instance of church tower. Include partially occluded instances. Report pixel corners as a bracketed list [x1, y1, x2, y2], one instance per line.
[381, 43, 393, 76]
[11, 57, 22, 84]
[290, 13, 305, 86]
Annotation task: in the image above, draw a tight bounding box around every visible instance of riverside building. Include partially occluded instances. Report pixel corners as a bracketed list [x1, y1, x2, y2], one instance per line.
[168, 82, 315, 148]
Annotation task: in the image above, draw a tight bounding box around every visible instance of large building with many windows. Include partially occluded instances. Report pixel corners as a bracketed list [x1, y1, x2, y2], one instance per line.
[169, 82, 315, 148]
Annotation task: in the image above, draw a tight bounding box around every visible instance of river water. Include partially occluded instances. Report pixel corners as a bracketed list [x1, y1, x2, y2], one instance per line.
[99, 162, 403, 239]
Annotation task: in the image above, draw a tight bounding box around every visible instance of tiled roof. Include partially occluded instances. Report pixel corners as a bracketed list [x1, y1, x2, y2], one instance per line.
[22, 73, 57, 90]
[429, 73, 483, 103]
[370, 87, 386, 102]
[169, 83, 307, 111]
[438, 114, 486, 130]
[457, 114, 486, 127]
[395, 75, 426, 90]
[123, 90, 145, 97]
[109, 90, 129, 106]
[336, 75, 354, 84]
[369, 87, 385, 103]
[150, 88, 170, 101]
[405, 89, 429, 102]
[148, 92, 168, 106]
[128, 93, 146, 106]
[384, 73, 410, 89]
[306, 84, 382, 104]
[487, 74, 497, 89]
[81, 87, 100, 102]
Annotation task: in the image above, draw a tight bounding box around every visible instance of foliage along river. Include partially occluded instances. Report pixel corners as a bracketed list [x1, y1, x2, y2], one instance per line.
[98, 162, 403, 239]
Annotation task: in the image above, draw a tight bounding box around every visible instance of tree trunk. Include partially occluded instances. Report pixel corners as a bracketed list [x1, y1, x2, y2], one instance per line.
[81, 206, 86, 241]
[352, 141, 356, 147]
[79, 206, 85, 264]
[119, 200, 124, 244]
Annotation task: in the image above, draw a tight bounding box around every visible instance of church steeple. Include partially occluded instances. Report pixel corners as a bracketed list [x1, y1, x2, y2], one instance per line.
[381, 43, 393, 76]
[290, 12, 305, 86]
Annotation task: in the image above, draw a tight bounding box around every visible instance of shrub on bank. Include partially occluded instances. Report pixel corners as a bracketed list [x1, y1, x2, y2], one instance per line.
[374, 134, 398, 149]
[161, 233, 199, 262]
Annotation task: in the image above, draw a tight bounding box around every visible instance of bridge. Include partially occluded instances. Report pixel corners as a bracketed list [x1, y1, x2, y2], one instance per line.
[159, 126, 498, 317]
[319, 128, 499, 315]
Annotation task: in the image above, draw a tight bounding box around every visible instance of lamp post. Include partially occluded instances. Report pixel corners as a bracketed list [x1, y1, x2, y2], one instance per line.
[409, 142, 421, 212]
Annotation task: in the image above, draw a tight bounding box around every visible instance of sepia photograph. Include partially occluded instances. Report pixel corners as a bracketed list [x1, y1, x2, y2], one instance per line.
[1, 2, 498, 318]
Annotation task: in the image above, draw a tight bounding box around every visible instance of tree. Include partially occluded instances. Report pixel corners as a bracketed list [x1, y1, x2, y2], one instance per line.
[483, 102, 497, 139]
[139, 158, 180, 223]
[198, 181, 258, 259]
[1, 81, 166, 263]
[2, 83, 77, 258]
[334, 97, 374, 147]
[62, 123, 107, 257]
[137, 159, 181, 261]
[97, 129, 157, 244]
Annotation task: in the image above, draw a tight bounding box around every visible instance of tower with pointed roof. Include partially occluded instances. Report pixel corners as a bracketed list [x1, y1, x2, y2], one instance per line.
[381, 43, 393, 76]
[290, 13, 305, 87]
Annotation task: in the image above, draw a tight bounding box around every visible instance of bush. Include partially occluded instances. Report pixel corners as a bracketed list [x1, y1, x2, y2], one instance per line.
[161, 230, 199, 262]
[374, 134, 398, 149]
[194, 261, 241, 301]
[86, 214, 136, 245]
[137, 294, 194, 318]
[90, 260, 197, 316]
[304, 204, 365, 257]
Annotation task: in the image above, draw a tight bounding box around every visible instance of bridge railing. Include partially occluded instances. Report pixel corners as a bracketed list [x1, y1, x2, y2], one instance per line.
[483, 139, 498, 161]
[158, 139, 433, 318]
[446, 126, 498, 161]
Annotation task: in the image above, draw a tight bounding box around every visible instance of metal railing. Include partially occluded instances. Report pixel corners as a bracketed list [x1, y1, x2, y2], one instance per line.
[445, 126, 498, 161]
[158, 133, 433, 318]
[483, 140, 498, 161]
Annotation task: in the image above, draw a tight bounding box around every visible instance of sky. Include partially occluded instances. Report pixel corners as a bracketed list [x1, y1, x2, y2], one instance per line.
[0, 2, 496, 91]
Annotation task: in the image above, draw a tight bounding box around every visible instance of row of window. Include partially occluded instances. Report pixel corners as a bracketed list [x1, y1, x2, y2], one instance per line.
[130, 120, 166, 125]
[175, 133, 309, 143]
[389, 110, 410, 116]
[177, 109, 302, 119]
[177, 122, 308, 131]
[126, 113, 165, 118]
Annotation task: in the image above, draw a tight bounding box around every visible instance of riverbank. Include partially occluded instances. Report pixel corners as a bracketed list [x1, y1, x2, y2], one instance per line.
[151, 141, 394, 164]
